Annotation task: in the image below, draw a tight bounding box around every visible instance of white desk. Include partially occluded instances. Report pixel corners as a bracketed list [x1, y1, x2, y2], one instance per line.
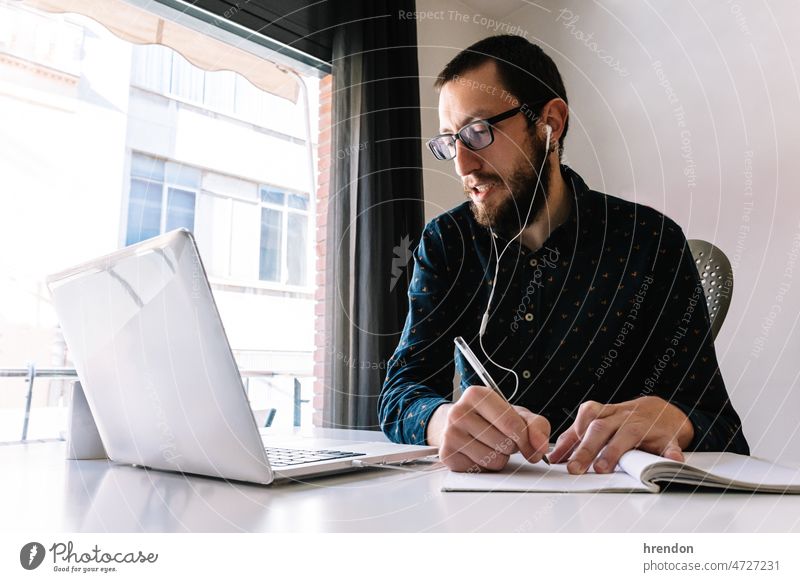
[3, 428, 800, 533]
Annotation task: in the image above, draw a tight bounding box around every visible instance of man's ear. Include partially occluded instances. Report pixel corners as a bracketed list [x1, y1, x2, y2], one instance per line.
[540, 98, 568, 147]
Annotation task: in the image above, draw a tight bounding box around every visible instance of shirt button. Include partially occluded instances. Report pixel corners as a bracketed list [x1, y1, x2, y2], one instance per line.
[529, 258, 538, 267]
[522, 370, 531, 379]
[525, 313, 534, 321]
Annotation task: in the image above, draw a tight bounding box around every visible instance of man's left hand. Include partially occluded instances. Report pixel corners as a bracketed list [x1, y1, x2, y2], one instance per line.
[548, 396, 695, 474]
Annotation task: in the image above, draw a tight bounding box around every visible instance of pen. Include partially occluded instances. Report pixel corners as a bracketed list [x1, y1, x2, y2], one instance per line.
[454, 336, 550, 465]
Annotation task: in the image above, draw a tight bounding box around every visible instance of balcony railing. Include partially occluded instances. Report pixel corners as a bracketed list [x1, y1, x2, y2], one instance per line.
[0, 365, 310, 443]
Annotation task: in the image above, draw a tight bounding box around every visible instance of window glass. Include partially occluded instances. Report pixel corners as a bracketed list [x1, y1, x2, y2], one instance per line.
[126, 179, 163, 245]
[165, 188, 196, 232]
[260, 186, 285, 206]
[131, 153, 165, 182]
[259, 207, 282, 282]
[288, 192, 309, 211]
[287, 213, 308, 285]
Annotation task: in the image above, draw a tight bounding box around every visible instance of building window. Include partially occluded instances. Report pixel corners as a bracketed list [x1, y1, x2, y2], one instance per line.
[258, 186, 310, 286]
[125, 153, 199, 245]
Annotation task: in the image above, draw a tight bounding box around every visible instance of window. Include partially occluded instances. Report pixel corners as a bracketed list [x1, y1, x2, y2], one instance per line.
[0, 1, 324, 443]
[258, 186, 310, 286]
[125, 153, 199, 246]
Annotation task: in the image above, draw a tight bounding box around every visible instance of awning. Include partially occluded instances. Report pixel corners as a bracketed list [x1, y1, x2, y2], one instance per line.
[21, 0, 300, 102]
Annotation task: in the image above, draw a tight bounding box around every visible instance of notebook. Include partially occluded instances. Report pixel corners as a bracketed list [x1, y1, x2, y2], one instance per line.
[442, 450, 800, 493]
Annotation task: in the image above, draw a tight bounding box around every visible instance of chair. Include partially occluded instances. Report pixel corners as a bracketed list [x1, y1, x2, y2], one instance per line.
[687, 239, 733, 339]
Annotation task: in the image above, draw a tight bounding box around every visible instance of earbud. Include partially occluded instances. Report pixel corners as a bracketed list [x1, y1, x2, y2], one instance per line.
[545, 124, 553, 153]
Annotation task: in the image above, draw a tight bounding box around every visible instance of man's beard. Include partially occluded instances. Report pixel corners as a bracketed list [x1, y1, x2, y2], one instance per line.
[466, 136, 552, 238]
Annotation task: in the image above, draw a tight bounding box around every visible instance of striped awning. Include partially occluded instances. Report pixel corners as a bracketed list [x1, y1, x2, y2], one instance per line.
[21, 0, 300, 102]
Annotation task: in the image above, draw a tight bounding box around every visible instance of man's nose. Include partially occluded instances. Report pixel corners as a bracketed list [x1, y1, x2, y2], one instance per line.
[453, 139, 482, 178]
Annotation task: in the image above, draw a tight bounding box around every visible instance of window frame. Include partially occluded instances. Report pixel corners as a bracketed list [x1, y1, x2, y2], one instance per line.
[123, 151, 198, 246]
[258, 184, 312, 288]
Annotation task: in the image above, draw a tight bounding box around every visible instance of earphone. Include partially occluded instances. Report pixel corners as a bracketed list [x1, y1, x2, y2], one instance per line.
[477, 123, 552, 402]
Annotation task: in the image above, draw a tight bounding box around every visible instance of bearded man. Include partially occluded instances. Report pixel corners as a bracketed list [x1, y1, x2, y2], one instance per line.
[379, 35, 749, 473]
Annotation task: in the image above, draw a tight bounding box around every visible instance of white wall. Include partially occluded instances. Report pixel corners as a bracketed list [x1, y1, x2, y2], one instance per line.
[416, 0, 501, 222]
[417, 0, 800, 462]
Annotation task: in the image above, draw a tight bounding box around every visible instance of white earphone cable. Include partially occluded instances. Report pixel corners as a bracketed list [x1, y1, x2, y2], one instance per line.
[478, 124, 552, 403]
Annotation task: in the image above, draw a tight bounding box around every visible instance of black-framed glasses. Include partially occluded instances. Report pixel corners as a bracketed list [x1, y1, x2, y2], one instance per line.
[426, 106, 523, 161]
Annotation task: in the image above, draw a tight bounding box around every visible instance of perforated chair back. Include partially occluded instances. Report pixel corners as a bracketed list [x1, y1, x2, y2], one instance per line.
[687, 239, 733, 340]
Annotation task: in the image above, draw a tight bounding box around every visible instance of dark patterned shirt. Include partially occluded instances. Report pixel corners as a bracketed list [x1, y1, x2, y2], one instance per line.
[379, 165, 749, 455]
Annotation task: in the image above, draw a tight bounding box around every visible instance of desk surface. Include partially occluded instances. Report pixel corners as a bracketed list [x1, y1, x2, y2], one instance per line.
[4, 428, 800, 533]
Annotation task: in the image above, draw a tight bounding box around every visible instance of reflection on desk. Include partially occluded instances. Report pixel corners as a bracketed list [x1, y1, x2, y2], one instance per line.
[3, 428, 800, 533]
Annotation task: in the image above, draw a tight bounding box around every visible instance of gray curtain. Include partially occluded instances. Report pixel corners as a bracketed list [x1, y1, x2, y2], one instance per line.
[324, 0, 425, 429]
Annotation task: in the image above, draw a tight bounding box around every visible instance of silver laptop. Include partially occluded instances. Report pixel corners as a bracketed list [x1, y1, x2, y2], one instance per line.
[46, 229, 436, 485]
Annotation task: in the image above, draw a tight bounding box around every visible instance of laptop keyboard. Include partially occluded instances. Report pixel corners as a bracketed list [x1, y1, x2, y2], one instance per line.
[265, 446, 366, 468]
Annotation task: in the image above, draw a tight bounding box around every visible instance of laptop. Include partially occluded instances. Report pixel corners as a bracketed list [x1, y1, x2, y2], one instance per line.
[46, 229, 437, 485]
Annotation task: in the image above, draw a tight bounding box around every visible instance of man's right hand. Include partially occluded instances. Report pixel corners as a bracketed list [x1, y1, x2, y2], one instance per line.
[425, 385, 550, 472]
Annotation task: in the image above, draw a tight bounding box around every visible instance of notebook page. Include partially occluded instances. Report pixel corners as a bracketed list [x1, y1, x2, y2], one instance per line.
[617, 449, 680, 482]
[442, 453, 650, 493]
[665, 453, 800, 490]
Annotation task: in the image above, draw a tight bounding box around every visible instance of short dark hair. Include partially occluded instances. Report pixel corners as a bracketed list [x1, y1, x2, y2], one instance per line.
[434, 35, 569, 152]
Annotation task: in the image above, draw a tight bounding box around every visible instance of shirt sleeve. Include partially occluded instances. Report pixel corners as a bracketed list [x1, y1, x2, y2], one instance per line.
[378, 221, 463, 445]
[640, 223, 750, 454]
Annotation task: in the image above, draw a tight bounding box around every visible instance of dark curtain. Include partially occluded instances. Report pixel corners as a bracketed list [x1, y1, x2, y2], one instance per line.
[324, 0, 425, 429]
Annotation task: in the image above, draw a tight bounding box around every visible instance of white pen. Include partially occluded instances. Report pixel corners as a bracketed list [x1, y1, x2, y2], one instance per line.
[454, 336, 550, 465]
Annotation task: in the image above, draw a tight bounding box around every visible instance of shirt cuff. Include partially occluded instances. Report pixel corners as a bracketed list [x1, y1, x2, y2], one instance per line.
[402, 395, 449, 445]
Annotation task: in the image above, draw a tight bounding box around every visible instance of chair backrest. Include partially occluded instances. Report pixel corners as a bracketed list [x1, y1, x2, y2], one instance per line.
[687, 239, 733, 340]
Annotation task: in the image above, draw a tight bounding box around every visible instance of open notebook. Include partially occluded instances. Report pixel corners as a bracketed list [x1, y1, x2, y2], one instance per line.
[442, 451, 800, 493]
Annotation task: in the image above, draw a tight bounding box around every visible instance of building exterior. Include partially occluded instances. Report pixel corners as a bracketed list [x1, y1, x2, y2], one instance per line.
[0, 3, 319, 438]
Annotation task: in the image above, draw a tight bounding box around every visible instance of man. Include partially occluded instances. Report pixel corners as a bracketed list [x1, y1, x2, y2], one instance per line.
[378, 35, 749, 474]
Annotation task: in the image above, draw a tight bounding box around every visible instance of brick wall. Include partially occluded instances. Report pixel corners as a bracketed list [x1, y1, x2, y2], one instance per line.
[312, 74, 332, 427]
